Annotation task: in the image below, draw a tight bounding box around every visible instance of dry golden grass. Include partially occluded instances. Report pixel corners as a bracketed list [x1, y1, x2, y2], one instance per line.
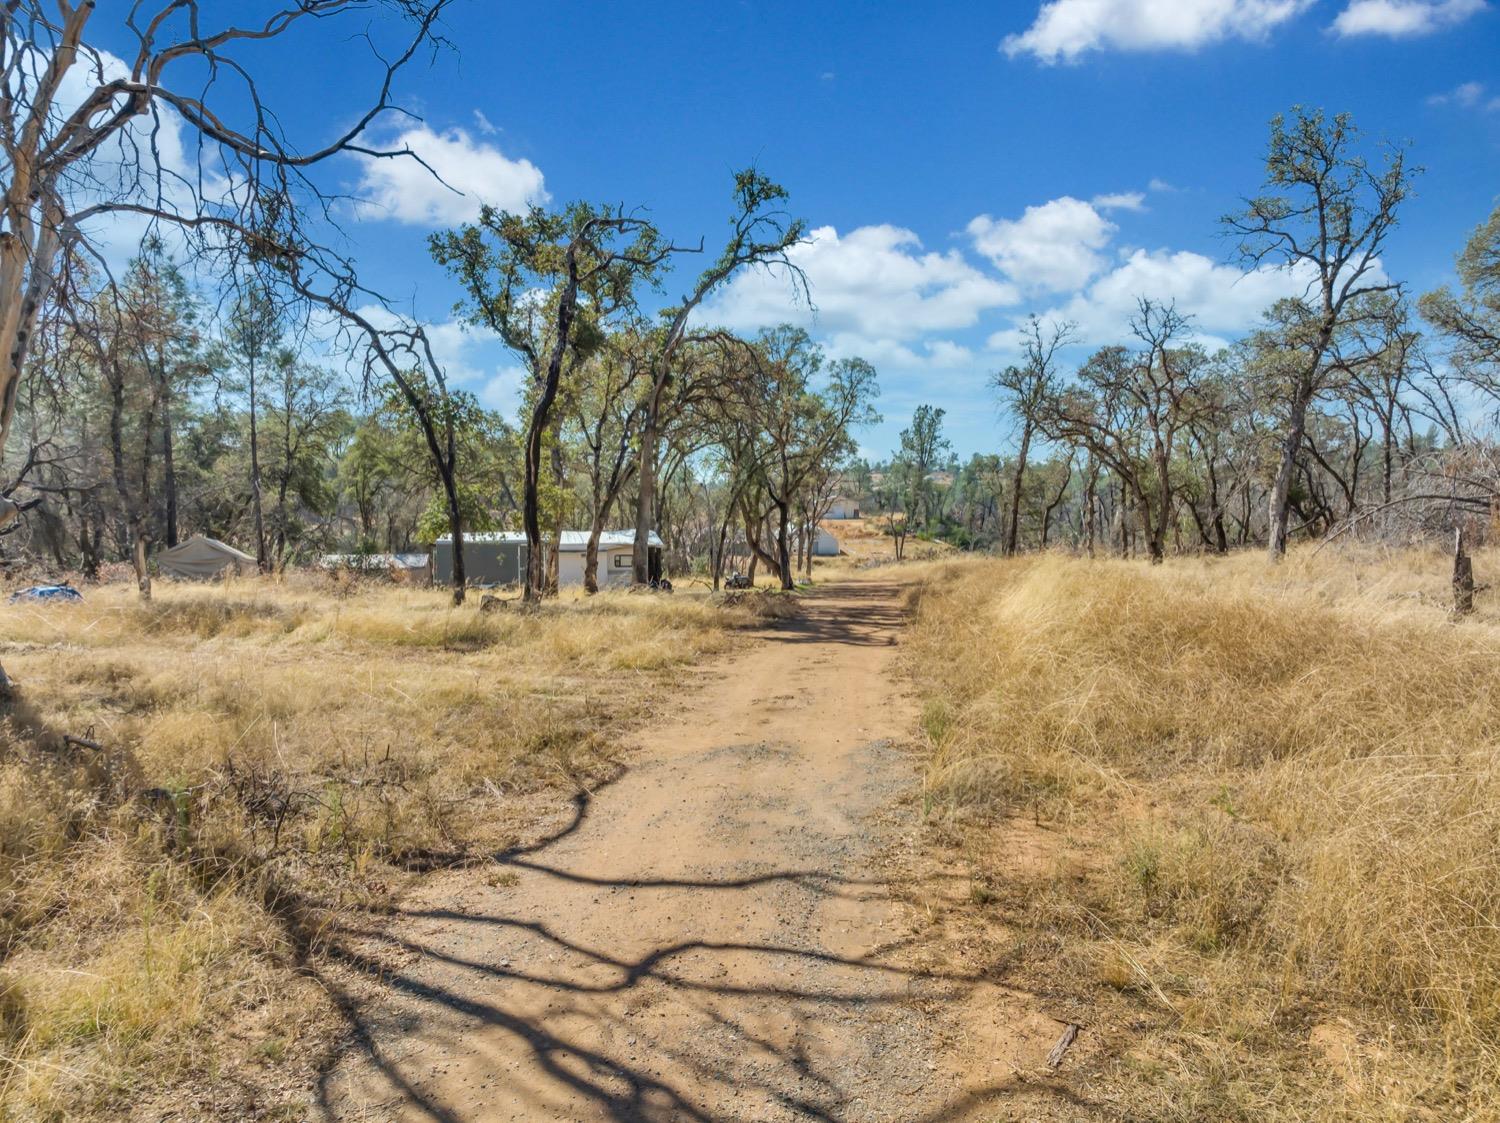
[816, 516, 958, 567]
[0, 575, 764, 1119]
[905, 546, 1500, 1121]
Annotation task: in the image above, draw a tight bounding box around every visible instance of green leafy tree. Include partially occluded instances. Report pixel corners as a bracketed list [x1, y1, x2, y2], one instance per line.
[897, 405, 950, 530]
[433, 202, 673, 600]
[1226, 108, 1413, 560]
[732, 326, 879, 589]
[630, 170, 809, 586]
[1422, 204, 1500, 418]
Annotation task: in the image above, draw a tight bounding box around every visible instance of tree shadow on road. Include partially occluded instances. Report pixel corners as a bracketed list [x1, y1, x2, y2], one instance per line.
[313, 833, 1106, 1122]
[308, 579, 1106, 1122]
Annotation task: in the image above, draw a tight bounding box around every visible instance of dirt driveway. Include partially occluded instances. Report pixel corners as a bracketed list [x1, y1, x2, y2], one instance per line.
[318, 580, 1081, 1122]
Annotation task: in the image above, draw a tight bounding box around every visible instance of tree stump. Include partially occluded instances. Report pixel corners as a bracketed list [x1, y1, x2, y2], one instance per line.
[1454, 527, 1475, 616]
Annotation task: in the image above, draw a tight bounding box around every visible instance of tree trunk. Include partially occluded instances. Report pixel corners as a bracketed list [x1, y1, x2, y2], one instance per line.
[1005, 424, 1032, 556]
[775, 500, 794, 590]
[162, 398, 178, 548]
[274, 475, 291, 572]
[1133, 481, 1165, 564]
[1268, 317, 1332, 560]
[712, 514, 731, 590]
[0, 194, 65, 479]
[248, 356, 267, 572]
[545, 527, 561, 597]
[1147, 504, 1167, 563]
[441, 462, 465, 606]
[1083, 459, 1097, 559]
[1041, 462, 1072, 551]
[522, 388, 565, 601]
[132, 534, 152, 601]
[1266, 382, 1311, 561]
[1382, 419, 1394, 506]
[632, 407, 659, 586]
[80, 515, 101, 579]
[523, 422, 545, 600]
[274, 388, 295, 569]
[1152, 443, 1172, 564]
[584, 518, 604, 595]
[741, 501, 781, 582]
[1202, 454, 1229, 555]
[107, 360, 154, 600]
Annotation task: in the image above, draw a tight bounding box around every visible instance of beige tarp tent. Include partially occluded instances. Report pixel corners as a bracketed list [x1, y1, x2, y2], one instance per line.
[157, 535, 257, 580]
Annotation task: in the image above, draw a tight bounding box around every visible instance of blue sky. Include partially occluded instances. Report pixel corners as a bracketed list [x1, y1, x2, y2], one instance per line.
[105, 0, 1500, 459]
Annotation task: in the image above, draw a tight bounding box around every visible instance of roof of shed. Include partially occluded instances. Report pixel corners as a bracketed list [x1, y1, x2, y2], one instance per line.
[435, 530, 663, 549]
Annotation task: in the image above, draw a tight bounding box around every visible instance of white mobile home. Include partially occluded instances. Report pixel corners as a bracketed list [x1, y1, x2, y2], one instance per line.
[318, 553, 432, 581]
[432, 530, 665, 587]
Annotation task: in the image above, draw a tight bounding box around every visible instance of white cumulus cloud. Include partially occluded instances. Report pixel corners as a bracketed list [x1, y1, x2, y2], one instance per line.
[967, 196, 1117, 292]
[823, 334, 978, 371]
[1333, 0, 1486, 36]
[988, 248, 1334, 353]
[700, 223, 1018, 343]
[354, 123, 547, 227]
[1003, 0, 1314, 63]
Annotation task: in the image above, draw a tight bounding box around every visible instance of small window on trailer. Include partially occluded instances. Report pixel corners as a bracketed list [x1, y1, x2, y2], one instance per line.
[611, 553, 632, 569]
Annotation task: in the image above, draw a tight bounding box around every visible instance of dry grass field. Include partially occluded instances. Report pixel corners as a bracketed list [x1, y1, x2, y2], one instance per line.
[904, 546, 1500, 1121]
[0, 575, 778, 1119]
[818, 515, 958, 565]
[9, 543, 1494, 1121]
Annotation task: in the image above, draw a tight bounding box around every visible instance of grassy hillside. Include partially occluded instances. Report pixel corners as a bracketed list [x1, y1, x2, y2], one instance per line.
[0, 577, 769, 1119]
[905, 548, 1500, 1121]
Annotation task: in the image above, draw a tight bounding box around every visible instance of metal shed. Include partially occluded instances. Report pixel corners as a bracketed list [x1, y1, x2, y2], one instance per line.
[433, 535, 527, 586]
[432, 531, 663, 587]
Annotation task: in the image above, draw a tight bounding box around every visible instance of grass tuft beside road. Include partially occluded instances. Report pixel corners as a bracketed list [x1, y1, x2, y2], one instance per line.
[905, 547, 1500, 1121]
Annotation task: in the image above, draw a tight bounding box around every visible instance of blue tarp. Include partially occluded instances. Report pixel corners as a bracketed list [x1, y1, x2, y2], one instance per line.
[8, 585, 83, 604]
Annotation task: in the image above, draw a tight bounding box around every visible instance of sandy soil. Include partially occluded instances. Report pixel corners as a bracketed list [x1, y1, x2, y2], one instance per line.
[316, 580, 1094, 1122]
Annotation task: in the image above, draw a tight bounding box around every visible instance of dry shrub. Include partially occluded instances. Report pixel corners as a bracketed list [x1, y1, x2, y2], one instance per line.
[708, 588, 802, 620]
[0, 579, 744, 1118]
[132, 595, 308, 638]
[907, 549, 1500, 1119]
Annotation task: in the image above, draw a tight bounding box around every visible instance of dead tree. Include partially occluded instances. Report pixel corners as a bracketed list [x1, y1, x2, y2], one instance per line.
[630, 170, 808, 586]
[0, 1, 454, 688]
[993, 316, 1075, 556]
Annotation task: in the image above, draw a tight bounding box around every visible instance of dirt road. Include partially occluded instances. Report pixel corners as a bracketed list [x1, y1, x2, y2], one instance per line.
[319, 581, 1058, 1122]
